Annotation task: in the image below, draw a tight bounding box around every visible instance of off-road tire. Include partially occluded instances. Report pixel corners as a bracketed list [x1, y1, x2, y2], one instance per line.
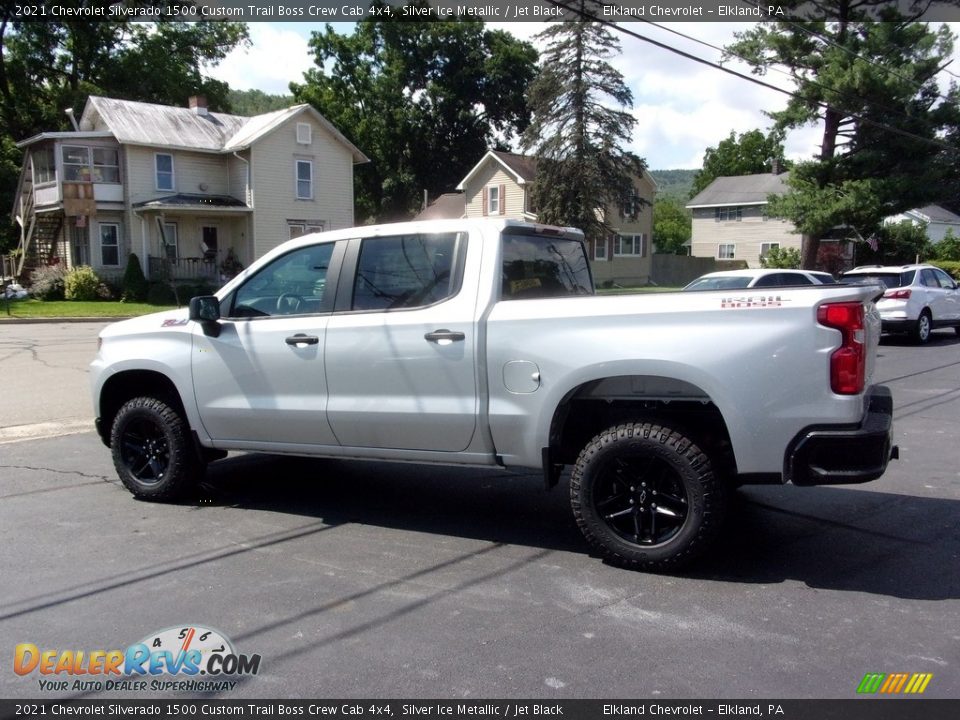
[570, 422, 726, 572]
[110, 396, 202, 501]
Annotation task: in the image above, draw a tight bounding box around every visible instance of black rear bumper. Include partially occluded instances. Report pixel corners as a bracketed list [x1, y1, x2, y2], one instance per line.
[786, 385, 897, 486]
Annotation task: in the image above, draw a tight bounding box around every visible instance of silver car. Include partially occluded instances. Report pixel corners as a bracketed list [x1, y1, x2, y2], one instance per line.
[840, 264, 960, 343]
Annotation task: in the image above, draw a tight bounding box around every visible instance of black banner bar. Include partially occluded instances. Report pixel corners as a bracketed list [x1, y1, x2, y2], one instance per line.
[2, 700, 960, 720]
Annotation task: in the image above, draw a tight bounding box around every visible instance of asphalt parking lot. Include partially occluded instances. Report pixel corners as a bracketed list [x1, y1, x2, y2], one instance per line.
[1, 322, 958, 700]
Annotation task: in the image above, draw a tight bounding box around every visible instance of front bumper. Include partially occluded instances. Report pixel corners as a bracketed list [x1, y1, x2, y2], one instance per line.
[786, 385, 897, 486]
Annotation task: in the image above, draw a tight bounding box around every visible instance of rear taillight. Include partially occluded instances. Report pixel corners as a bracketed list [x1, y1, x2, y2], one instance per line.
[817, 302, 866, 395]
[883, 288, 911, 299]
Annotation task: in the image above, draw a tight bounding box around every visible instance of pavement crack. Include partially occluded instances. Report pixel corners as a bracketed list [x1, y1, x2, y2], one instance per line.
[0, 464, 114, 483]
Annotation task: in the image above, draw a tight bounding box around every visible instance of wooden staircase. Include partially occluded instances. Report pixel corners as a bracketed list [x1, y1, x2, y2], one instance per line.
[14, 178, 65, 282]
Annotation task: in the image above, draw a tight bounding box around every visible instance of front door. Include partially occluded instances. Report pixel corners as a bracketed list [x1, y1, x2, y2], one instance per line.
[191, 240, 341, 447]
[324, 231, 478, 452]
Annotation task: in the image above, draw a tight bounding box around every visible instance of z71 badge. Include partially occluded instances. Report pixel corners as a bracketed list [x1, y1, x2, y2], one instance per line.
[721, 295, 787, 308]
[161, 318, 189, 327]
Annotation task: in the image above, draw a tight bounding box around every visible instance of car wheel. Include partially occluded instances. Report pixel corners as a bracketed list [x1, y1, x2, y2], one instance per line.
[912, 311, 932, 344]
[570, 422, 727, 572]
[110, 396, 202, 500]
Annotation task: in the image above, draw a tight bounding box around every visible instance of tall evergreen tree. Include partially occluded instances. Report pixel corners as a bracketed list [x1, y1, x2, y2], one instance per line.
[521, 4, 645, 244]
[727, 2, 960, 268]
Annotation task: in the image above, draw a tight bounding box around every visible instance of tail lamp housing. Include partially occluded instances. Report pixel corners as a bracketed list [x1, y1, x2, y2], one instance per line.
[817, 301, 866, 395]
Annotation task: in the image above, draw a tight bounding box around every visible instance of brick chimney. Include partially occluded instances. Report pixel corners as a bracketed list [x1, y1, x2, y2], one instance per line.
[188, 95, 208, 116]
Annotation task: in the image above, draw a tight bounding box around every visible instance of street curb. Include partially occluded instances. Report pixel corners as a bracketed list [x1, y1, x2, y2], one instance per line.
[0, 317, 127, 324]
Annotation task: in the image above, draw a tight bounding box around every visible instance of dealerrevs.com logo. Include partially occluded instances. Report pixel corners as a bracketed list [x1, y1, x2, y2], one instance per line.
[14, 625, 261, 693]
[857, 672, 934, 695]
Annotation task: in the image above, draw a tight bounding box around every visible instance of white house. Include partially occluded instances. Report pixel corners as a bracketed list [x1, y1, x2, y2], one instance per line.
[884, 205, 960, 244]
[11, 95, 368, 282]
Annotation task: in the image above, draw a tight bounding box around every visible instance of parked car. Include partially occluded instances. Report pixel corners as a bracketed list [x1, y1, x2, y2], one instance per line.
[840, 264, 960, 343]
[683, 268, 836, 291]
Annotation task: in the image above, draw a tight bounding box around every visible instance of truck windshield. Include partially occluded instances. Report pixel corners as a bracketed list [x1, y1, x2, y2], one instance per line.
[501, 232, 593, 300]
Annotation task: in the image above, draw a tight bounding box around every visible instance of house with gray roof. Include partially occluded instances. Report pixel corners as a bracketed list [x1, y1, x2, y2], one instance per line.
[884, 205, 960, 244]
[685, 172, 801, 268]
[11, 95, 367, 283]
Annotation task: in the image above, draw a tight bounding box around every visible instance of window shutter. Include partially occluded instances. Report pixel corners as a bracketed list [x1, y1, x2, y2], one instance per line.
[499, 184, 506, 215]
[482, 188, 488, 216]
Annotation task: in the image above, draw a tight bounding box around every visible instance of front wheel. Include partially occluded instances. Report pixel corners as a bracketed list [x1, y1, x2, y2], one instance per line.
[570, 422, 727, 572]
[110, 396, 202, 500]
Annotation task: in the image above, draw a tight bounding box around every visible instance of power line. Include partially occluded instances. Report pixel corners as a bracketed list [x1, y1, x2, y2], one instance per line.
[544, 0, 960, 156]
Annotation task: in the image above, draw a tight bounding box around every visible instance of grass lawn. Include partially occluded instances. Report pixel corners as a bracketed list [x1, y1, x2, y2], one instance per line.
[0, 298, 176, 319]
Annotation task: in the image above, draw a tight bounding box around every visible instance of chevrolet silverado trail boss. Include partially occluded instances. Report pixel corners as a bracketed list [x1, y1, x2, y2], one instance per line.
[91, 219, 896, 571]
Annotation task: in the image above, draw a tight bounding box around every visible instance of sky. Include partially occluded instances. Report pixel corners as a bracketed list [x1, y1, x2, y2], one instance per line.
[206, 21, 960, 171]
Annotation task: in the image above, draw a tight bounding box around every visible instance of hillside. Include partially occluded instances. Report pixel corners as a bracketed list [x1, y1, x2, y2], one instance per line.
[650, 169, 697, 201]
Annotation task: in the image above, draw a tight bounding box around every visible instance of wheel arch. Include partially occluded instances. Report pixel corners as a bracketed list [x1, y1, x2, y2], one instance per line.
[97, 370, 188, 448]
[545, 375, 737, 487]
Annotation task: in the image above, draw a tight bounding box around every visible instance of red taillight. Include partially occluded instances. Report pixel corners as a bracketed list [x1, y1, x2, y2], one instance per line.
[817, 301, 866, 395]
[883, 288, 911, 300]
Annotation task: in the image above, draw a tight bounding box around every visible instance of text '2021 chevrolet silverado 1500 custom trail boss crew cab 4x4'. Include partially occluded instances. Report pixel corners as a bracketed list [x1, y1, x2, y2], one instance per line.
[91, 219, 897, 571]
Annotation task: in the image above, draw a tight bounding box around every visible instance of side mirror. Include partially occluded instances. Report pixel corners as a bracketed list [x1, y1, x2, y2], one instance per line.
[189, 296, 221, 336]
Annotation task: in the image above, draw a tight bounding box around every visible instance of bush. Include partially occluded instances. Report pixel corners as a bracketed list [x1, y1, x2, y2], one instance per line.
[122, 253, 149, 302]
[147, 282, 177, 306]
[931, 230, 960, 262]
[760, 247, 801, 269]
[29, 264, 68, 300]
[933, 260, 960, 281]
[64, 265, 101, 301]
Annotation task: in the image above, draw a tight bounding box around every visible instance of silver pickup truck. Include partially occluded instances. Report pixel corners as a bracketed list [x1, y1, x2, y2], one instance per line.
[91, 219, 896, 571]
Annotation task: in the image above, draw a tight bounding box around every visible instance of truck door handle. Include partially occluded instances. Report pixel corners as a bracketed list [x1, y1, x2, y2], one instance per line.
[424, 329, 465, 344]
[285, 334, 319, 346]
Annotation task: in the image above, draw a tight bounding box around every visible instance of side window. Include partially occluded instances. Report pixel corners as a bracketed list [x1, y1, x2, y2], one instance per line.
[933, 268, 957, 289]
[784, 273, 813, 285]
[752, 274, 781, 288]
[921, 269, 940, 288]
[230, 243, 334, 318]
[352, 233, 462, 311]
[501, 233, 592, 300]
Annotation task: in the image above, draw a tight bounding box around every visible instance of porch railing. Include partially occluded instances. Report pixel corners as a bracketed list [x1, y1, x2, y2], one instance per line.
[148, 255, 219, 282]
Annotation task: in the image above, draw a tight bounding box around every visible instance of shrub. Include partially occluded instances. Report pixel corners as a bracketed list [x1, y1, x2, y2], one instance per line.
[933, 260, 960, 281]
[931, 230, 960, 262]
[147, 282, 177, 306]
[64, 265, 101, 301]
[29, 264, 68, 300]
[122, 253, 149, 302]
[760, 247, 801, 269]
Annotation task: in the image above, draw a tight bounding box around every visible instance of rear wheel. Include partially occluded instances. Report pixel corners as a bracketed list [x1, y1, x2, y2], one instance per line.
[110, 396, 202, 500]
[570, 422, 727, 572]
[912, 310, 932, 344]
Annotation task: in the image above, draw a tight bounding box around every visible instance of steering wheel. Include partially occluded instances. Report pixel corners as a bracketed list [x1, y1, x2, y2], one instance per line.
[276, 293, 305, 314]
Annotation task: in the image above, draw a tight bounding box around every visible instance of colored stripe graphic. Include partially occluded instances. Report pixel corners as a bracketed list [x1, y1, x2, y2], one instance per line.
[857, 672, 933, 694]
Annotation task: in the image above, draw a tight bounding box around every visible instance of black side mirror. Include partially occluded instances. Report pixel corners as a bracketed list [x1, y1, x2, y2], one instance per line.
[189, 296, 221, 336]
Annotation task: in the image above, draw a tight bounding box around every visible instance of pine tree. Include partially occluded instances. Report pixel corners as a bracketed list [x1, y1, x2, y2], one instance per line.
[521, 5, 645, 244]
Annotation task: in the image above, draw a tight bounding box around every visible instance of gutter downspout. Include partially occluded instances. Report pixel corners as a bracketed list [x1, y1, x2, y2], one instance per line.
[233, 151, 252, 262]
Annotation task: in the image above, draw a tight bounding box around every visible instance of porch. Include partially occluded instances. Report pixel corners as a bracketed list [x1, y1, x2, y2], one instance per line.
[147, 255, 219, 282]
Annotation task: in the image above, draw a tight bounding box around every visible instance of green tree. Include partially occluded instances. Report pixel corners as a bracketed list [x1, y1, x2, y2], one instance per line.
[292, 3, 537, 221]
[727, 4, 960, 269]
[760, 246, 801, 269]
[229, 88, 293, 116]
[857, 222, 932, 265]
[690, 129, 787, 198]
[652, 197, 691, 255]
[520, 4, 645, 244]
[931, 229, 960, 262]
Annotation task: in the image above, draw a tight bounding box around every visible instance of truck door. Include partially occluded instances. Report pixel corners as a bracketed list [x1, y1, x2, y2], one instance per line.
[324, 231, 479, 451]
[191, 240, 343, 447]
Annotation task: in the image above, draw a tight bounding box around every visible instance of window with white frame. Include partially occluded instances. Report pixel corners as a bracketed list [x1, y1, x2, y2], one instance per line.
[614, 233, 646, 257]
[718, 243, 736, 259]
[296, 160, 313, 199]
[714, 206, 742, 222]
[296, 122, 312, 145]
[288, 221, 325, 239]
[594, 237, 608, 261]
[92, 147, 119, 183]
[155, 153, 174, 191]
[62, 145, 91, 182]
[33, 146, 56, 184]
[486, 185, 501, 215]
[760, 242, 780, 258]
[99, 223, 120, 266]
[162, 222, 179, 262]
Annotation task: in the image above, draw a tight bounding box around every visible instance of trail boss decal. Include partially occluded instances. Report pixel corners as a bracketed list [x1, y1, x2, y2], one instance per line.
[721, 295, 788, 308]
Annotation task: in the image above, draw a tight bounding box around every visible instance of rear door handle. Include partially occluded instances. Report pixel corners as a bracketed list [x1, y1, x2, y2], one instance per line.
[285, 334, 319, 346]
[424, 329, 465, 343]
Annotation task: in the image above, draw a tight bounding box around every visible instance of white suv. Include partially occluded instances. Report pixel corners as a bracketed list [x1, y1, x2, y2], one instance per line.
[840, 264, 960, 343]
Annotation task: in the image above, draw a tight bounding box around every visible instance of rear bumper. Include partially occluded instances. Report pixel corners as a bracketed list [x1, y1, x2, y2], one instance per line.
[786, 385, 897, 486]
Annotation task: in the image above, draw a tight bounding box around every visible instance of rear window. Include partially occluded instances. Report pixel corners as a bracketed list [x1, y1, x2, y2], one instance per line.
[840, 270, 915, 289]
[683, 276, 752, 291]
[501, 232, 593, 300]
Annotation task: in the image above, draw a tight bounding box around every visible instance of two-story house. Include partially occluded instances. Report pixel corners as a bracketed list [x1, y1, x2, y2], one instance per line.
[11, 95, 368, 283]
[418, 150, 657, 285]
